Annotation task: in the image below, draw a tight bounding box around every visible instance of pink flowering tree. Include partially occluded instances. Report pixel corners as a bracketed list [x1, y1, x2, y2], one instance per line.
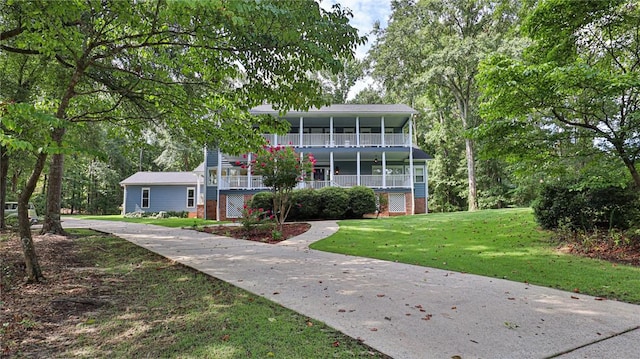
[251, 145, 315, 229]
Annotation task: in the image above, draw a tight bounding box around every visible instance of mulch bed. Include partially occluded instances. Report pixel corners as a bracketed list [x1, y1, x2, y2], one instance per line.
[200, 222, 311, 244]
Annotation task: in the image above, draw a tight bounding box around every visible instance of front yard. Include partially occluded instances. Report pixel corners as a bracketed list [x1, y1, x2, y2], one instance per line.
[311, 208, 640, 304]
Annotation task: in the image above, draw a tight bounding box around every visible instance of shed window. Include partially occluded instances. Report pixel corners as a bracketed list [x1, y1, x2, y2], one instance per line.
[187, 187, 196, 208]
[141, 188, 150, 208]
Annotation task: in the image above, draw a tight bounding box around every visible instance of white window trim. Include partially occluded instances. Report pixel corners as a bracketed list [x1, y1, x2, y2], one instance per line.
[186, 187, 196, 208]
[141, 187, 150, 209]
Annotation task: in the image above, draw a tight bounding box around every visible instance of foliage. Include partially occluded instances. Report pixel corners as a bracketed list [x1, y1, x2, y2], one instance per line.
[368, 0, 522, 211]
[346, 186, 376, 218]
[249, 192, 274, 214]
[289, 188, 321, 220]
[533, 183, 640, 231]
[318, 187, 350, 219]
[477, 0, 640, 189]
[311, 208, 640, 304]
[251, 146, 315, 228]
[239, 206, 274, 233]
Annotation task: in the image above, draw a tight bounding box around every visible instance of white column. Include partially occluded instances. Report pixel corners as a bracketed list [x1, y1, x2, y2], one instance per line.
[247, 153, 252, 189]
[356, 116, 360, 147]
[409, 149, 415, 215]
[122, 185, 127, 215]
[356, 152, 361, 186]
[381, 116, 385, 147]
[196, 174, 202, 204]
[299, 116, 304, 147]
[330, 116, 334, 147]
[216, 148, 222, 221]
[330, 151, 334, 184]
[408, 114, 414, 148]
[382, 152, 387, 188]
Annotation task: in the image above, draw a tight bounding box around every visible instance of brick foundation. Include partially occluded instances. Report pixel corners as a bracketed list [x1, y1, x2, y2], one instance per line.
[414, 198, 426, 214]
[206, 200, 217, 220]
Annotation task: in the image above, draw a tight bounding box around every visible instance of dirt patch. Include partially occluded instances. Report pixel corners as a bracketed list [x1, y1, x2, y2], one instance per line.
[558, 241, 640, 266]
[0, 232, 109, 357]
[201, 222, 311, 243]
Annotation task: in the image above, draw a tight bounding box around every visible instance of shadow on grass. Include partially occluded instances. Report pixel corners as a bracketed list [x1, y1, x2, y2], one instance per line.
[60, 234, 388, 358]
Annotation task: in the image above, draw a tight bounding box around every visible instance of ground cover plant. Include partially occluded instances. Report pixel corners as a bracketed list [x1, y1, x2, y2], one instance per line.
[0, 229, 388, 358]
[310, 208, 640, 304]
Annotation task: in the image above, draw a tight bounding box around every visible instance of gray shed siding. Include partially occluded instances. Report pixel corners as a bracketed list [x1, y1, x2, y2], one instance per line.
[124, 185, 195, 213]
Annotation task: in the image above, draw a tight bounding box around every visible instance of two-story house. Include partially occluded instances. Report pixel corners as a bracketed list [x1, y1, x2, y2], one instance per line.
[203, 104, 431, 220]
[121, 104, 431, 219]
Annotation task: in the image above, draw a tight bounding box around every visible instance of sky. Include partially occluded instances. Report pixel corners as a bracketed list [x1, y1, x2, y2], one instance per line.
[319, 0, 392, 59]
[319, 0, 393, 98]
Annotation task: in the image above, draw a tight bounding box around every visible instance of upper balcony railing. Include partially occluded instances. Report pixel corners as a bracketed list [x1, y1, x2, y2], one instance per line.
[219, 175, 411, 190]
[262, 133, 409, 147]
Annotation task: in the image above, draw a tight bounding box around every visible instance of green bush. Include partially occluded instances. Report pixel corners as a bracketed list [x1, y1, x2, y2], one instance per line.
[165, 211, 188, 218]
[533, 183, 639, 231]
[347, 186, 376, 218]
[289, 189, 321, 220]
[250, 192, 274, 213]
[318, 187, 349, 219]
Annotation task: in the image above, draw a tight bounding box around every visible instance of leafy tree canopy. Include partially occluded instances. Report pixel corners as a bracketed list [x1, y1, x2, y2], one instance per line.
[477, 0, 640, 188]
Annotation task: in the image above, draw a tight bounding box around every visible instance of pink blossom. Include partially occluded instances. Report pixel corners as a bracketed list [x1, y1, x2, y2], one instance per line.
[235, 161, 241, 165]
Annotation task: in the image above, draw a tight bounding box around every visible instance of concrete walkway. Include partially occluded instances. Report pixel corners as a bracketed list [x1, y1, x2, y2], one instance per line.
[63, 218, 640, 359]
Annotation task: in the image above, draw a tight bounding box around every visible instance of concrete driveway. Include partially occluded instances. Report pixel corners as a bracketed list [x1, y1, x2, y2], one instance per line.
[63, 217, 640, 359]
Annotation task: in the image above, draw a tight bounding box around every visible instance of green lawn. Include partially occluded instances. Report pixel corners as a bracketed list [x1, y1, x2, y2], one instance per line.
[310, 208, 640, 304]
[75, 214, 220, 228]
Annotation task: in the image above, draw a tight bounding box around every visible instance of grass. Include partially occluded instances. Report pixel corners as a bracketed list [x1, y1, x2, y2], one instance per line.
[62, 229, 385, 358]
[75, 214, 220, 228]
[310, 208, 640, 304]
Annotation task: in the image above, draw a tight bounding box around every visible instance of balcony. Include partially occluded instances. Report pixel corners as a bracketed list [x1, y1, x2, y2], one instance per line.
[219, 175, 411, 190]
[261, 133, 409, 147]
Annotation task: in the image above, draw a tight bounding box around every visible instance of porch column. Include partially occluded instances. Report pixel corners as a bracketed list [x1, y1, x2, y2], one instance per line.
[408, 114, 414, 147]
[299, 116, 304, 147]
[356, 116, 360, 147]
[330, 116, 334, 147]
[330, 151, 335, 184]
[356, 152, 361, 186]
[409, 148, 415, 214]
[247, 153, 252, 189]
[216, 148, 222, 221]
[382, 152, 387, 188]
[381, 116, 385, 147]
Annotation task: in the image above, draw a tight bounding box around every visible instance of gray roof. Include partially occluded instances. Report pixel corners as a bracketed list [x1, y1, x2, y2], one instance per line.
[120, 172, 199, 186]
[251, 104, 416, 117]
[412, 148, 433, 160]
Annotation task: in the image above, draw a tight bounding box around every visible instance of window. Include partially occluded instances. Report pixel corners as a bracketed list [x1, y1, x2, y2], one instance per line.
[187, 187, 196, 208]
[208, 167, 217, 186]
[141, 188, 150, 208]
[414, 167, 425, 183]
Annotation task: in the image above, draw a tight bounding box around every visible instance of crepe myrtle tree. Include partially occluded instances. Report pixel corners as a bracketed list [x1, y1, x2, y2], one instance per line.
[245, 145, 315, 229]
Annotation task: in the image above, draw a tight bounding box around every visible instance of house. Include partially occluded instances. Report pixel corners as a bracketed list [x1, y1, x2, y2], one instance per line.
[120, 163, 205, 218]
[120, 104, 431, 220]
[204, 104, 431, 221]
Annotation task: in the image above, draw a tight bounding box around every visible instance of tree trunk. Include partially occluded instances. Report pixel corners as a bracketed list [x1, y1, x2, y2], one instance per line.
[0, 145, 8, 230]
[457, 97, 479, 211]
[465, 138, 479, 211]
[19, 152, 48, 283]
[623, 158, 640, 189]
[41, 127, 67, 235]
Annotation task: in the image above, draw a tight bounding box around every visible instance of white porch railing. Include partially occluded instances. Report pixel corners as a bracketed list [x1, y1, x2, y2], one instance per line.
[219, 175, 411, 189]
[261, 133, 409, 147]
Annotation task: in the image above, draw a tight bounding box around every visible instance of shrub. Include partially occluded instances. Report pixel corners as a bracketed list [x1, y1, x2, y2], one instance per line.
[289, 189, 321, 220]
[533, 183, 640, 231]
[347, 186, 376, 218]
[250, 192, 274, 213]
[165, 211, 188, 218]
[318, 187, 349, 219]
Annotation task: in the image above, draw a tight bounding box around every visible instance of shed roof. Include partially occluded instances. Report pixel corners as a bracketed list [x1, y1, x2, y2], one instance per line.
[120, 172, 199, 186]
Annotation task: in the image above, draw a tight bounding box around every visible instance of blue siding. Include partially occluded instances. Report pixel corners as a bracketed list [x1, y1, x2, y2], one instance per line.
[124, 185, 195, 213]
[414, 183, 426, 198]
[205, 149, 219, 201]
